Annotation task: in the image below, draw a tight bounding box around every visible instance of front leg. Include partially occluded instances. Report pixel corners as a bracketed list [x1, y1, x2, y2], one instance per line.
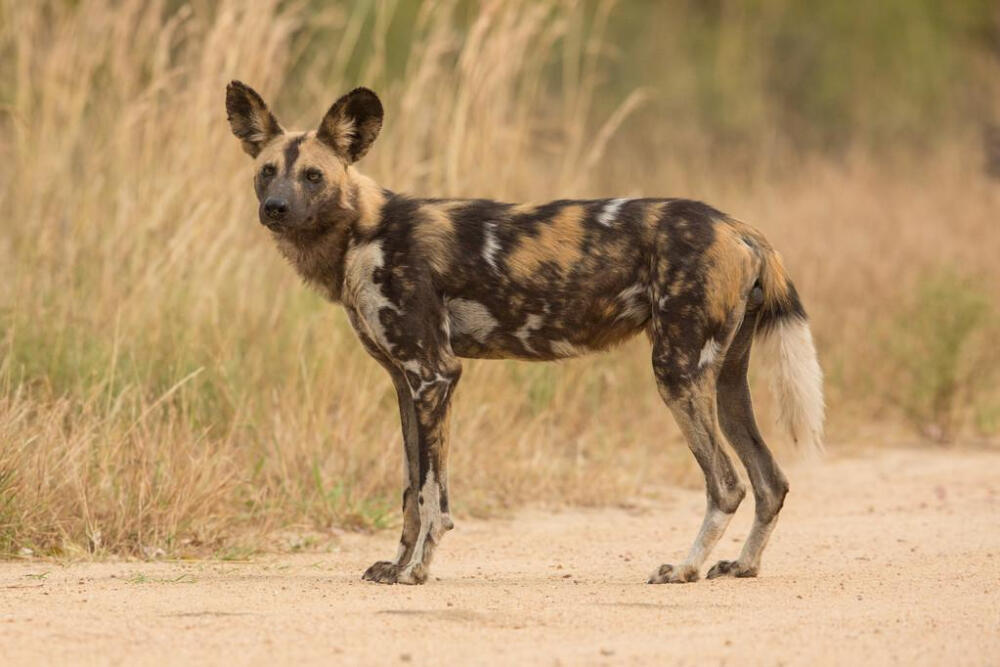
[362, 356, 461, 585]
[343, 254, 460, 586]
[394, 356, 461, 584]
[361, 370, 423, 584]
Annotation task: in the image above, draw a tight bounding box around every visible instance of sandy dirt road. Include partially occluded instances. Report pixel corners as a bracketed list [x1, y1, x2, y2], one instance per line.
[2, 447, 998, 666]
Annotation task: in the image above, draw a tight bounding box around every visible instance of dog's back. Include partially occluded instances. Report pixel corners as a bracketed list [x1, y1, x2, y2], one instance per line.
[354, 195, 767, 362]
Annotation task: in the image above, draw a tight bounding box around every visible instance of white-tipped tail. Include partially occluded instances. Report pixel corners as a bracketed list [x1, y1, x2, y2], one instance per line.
[757, 317, 825, 454]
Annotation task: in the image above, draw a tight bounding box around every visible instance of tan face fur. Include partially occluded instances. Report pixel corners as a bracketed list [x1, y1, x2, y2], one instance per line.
[225, 81, 383, 235]
[252, 132, 352, 233]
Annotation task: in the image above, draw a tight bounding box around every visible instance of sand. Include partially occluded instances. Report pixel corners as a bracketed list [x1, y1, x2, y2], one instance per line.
[2, 447, 998, 665]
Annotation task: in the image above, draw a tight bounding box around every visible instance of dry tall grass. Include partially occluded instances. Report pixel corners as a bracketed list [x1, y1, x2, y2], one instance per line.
[1, 0, 998, 557]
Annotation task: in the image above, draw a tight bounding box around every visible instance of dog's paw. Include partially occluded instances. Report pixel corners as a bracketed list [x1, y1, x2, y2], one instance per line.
[706, 559, 758, 579]
[396, 563, 428, 585]
[647, 563, 699, 584]
[362, 561, 399, 584]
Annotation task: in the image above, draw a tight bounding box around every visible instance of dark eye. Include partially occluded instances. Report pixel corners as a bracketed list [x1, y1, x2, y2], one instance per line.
[260, 164, 276, 179]
[304, 168, 323, 184]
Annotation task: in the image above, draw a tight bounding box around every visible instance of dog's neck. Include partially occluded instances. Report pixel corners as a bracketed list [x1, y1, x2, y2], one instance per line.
[272, 168, 387, 302]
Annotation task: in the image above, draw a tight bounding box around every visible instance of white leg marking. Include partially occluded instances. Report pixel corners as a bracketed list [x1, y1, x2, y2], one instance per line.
[698, 339, 721, 369]
[737, 515, 778, 571]
[398, 471, 442, 583]
[400, 360, 451, 400]
[682, 506, 733, 569]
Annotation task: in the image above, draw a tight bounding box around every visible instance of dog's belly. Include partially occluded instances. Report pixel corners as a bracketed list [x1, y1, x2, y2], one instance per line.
[444, 285, 652, 361]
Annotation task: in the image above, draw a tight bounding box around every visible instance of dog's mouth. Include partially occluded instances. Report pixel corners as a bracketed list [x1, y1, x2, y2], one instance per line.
[260, 216, 323, 237]
[262, 220, 287, 233]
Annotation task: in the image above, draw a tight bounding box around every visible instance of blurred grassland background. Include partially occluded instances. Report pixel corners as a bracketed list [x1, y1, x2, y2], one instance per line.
[0, 0, 998, 557]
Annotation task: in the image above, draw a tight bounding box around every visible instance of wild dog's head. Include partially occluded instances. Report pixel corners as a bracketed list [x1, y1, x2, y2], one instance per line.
[225, 81, 382, 235]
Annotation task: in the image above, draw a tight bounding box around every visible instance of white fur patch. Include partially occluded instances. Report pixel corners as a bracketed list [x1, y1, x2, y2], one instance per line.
[400, 360, 451, 400]
[482, 222, 500, 270]
[446, 299, 498, 343]
[515, 314, 544, 354]
[398, 470, 442, 582]
[597, 198, 630, 227]
[698, 339, 721, 369]
[343, 241, 398, 354]
[615, 283, 648, 322]
[682, 506, 734, 568]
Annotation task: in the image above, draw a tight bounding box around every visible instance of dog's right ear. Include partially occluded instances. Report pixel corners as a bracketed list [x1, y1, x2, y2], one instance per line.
[226, 81, 284, 158]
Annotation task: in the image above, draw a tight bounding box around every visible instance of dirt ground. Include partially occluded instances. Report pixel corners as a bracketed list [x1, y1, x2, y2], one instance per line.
[2, 447, 998, 666]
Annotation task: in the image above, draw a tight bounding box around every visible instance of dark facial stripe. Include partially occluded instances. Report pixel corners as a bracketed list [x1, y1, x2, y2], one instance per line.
[283, 135, 307, 175]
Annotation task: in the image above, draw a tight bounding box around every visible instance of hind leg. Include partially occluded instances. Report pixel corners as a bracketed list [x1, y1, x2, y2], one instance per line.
[648, 338, 746, 584]
[708, 317, 789, 579]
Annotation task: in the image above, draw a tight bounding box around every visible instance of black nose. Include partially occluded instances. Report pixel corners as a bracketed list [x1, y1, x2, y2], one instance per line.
[263, 197, 288, 220]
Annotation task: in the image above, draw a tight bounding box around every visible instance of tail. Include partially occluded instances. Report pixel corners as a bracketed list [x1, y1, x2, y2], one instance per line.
[754, 247, 825, 454]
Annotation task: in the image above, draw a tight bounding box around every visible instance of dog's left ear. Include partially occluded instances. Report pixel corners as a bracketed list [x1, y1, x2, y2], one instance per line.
[316, 88, 383, 163]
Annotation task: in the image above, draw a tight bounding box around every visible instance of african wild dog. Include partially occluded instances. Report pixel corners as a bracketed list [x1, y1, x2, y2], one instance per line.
[226, 82, 824, 585]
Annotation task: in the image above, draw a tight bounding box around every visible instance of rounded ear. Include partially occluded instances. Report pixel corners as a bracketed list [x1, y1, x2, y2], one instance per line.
[226, 81, 284, 157]
[316, 87, 383, 163]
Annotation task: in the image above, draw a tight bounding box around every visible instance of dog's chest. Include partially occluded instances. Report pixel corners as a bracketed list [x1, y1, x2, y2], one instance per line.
[341, 241, 400, 352]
